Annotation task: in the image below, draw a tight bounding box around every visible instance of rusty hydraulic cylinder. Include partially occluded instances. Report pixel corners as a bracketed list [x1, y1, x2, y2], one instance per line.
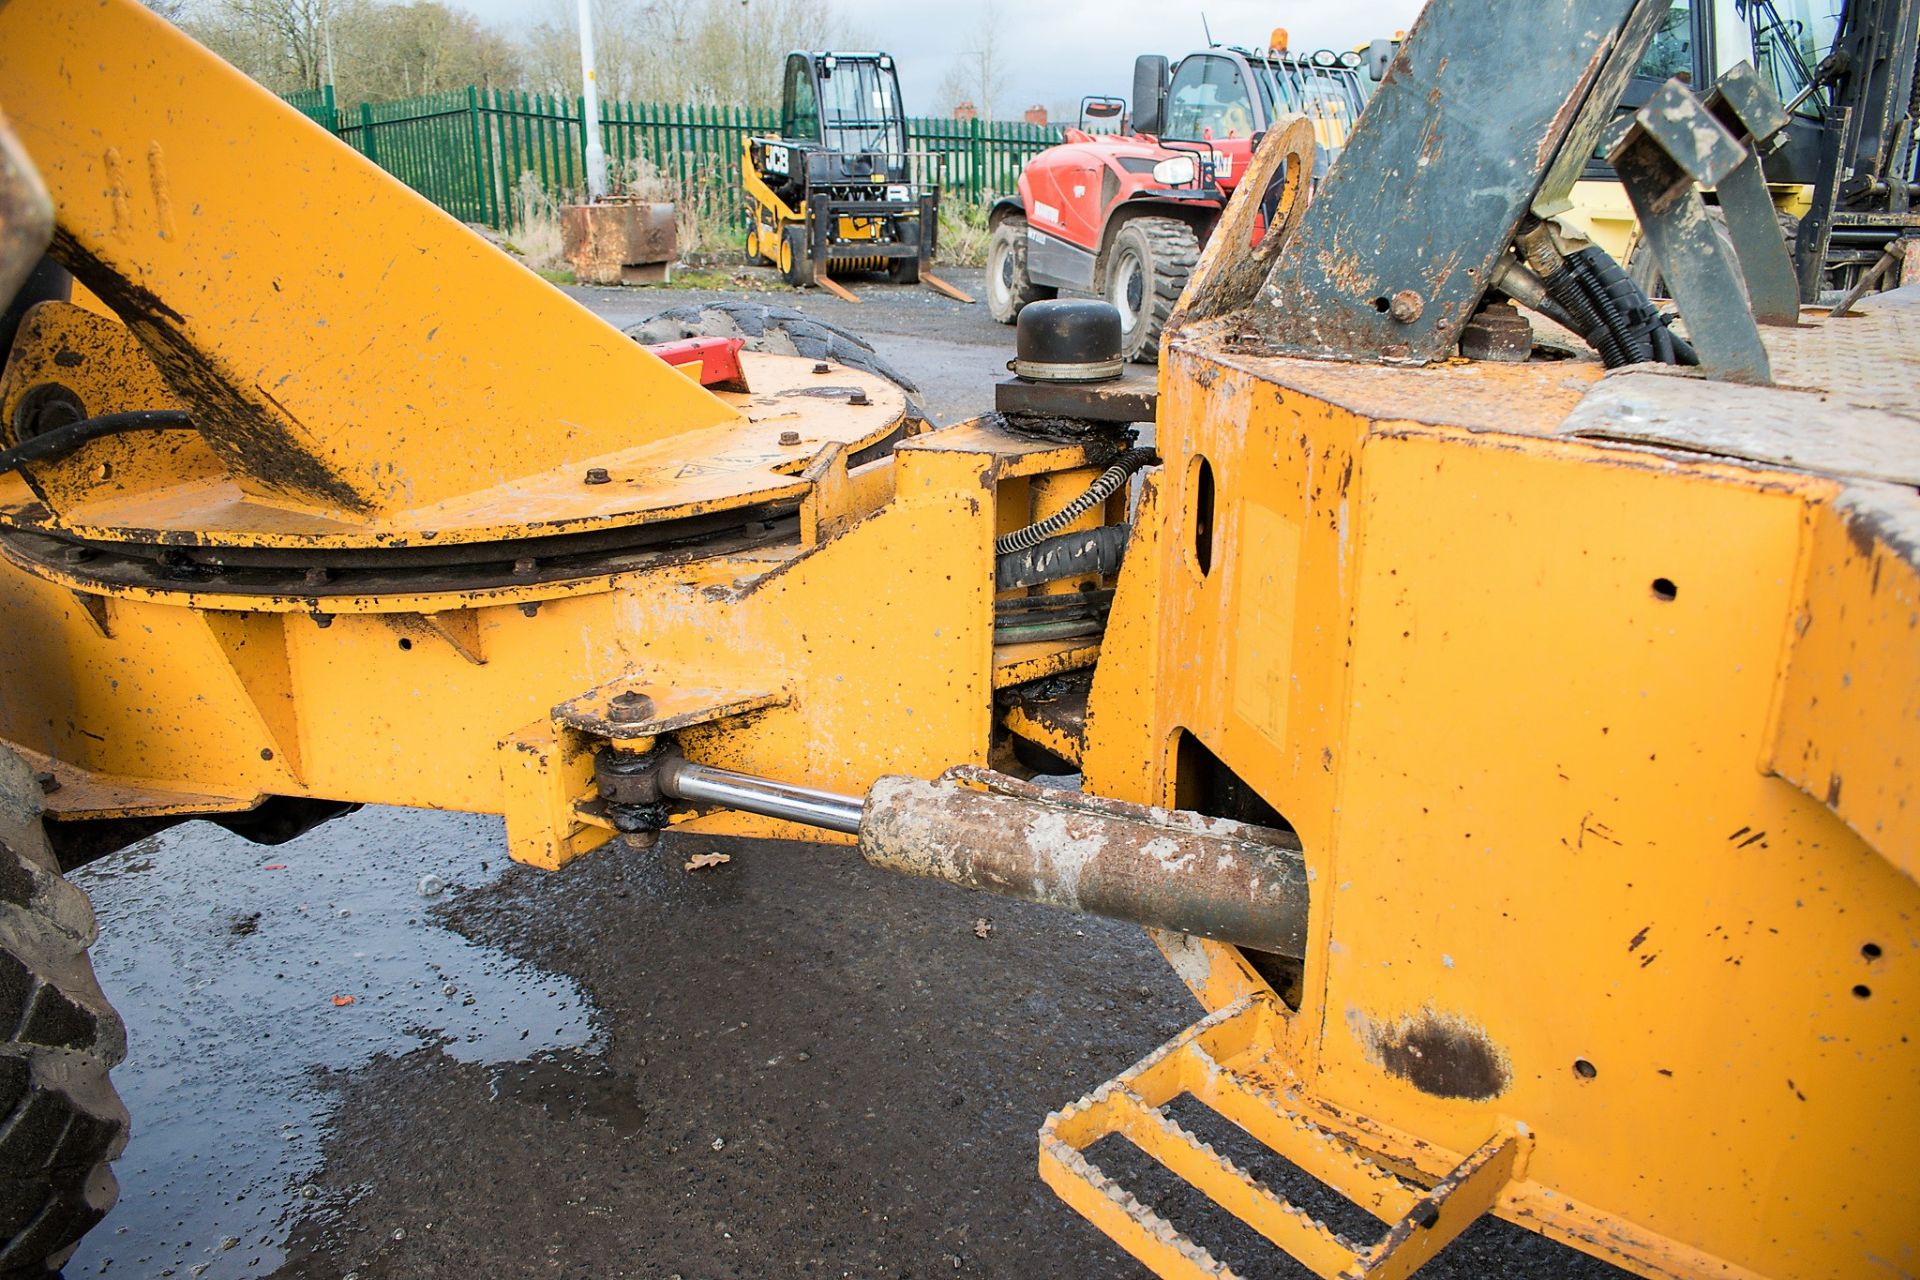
[860, 767, 1308, 956]
[650, 755, 1308, 954]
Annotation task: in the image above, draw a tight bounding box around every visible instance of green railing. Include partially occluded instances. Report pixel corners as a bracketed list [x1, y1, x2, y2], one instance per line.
[291, 85, 1063, 232]
[283, 84, 337, 130]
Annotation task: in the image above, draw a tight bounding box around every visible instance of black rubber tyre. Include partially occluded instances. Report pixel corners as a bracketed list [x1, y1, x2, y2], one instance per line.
[1103, 216, 1201, 364]
[625, 301, 928, 428]
[0, 749, 128, 1279]
[985, 214, 1053, 325]
[781, 226, 812, 288]
[886, 256, 921, 285]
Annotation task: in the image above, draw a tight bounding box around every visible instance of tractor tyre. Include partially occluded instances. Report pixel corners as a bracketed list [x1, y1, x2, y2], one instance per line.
[985, 215, 1054, 325]
[625, 301, 928, 430]
[0, 749, 129, 1279]
[781, 226, 813, 289]
[1105, 216, 1201, 364]
[887, 256, 921, 285]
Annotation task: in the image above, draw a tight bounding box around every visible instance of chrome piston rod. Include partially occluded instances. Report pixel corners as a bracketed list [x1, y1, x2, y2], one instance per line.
[649, 755, 1307, 957]
[655, 754, 864, 834]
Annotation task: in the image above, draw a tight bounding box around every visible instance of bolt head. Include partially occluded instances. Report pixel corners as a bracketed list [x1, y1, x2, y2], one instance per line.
[778, 430, 802, 446]
[608, 690, 656, 724]
[584, 467, 612, 485]
[812, 361, 831, 374]
[1389, 290, 1425, 323]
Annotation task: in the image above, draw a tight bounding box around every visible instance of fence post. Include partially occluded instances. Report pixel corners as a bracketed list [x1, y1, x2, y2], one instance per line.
[467, 86, 491, 227]
[968, 116, 985, 203]
[360, 101, 378, 165]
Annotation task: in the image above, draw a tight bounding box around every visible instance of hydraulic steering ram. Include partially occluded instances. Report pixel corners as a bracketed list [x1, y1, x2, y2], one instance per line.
[652, 754, 1309, 957]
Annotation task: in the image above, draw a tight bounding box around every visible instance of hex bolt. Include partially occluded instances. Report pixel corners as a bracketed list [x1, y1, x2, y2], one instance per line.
[584, 466, 611, 485]
[1389, 290, 1425, 323]
[848, 389, 871, 406]
[511, 556, 538, 576]
[607, 690, 656, 725]
[812, 361, 831, 374]
[778, 430, 802, 446]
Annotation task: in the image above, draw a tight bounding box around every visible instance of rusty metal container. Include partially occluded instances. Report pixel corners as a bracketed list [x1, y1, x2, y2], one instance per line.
[561, 198, 676, 286]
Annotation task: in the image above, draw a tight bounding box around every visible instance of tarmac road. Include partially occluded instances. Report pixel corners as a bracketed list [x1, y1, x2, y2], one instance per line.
[563, 266, 1009, 426]
[65, 268, 1639, 1280]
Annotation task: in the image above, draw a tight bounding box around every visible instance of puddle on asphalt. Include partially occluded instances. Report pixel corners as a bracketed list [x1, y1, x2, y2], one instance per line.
[69, 806, 601, 1278]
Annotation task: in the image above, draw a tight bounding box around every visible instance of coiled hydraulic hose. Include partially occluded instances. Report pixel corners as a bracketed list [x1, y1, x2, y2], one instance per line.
[994, 448, 1158, 555]
[0, 410, 193, 475]
[1515, 220, 1693, 370]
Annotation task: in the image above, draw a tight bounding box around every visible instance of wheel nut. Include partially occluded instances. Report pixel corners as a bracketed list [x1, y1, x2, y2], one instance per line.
[584, 467, 611, 485]
[778, 430, 802, 446]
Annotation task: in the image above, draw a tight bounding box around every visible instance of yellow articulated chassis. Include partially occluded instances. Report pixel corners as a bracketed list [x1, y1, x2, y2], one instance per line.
[0, 2, 1915, 1279]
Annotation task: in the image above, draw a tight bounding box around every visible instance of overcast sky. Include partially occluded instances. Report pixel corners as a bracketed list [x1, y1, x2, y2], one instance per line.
[444, 0, 1429, 115]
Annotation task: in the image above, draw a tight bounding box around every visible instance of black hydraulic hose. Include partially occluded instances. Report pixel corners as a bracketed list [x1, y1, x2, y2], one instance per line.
[1650, 318, 1675, 365]
[1540, 262, 1627, 367]
[1578, 248, 1663, 365]
[1666, 323, 1699, 367]
[994, 448, 1157, 555]
[1566, 250, 1654, 366]
[0, 411, 193, 475]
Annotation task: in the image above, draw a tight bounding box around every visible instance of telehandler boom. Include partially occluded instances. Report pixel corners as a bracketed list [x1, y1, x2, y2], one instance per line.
[0, 1, 1914, 1277]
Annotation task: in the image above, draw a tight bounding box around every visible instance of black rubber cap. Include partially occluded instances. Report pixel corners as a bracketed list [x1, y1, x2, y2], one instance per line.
[1015, 299, 1123, 376]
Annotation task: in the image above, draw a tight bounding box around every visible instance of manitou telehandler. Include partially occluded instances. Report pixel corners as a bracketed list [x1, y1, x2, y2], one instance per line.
[986, 35, 1376, 361]
[0, 0, 1916, 1277]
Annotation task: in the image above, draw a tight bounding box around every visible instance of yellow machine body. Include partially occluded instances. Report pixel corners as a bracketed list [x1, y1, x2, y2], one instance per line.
[1064, 314, 1920, 1278]
[0, 3, 1914, 1280]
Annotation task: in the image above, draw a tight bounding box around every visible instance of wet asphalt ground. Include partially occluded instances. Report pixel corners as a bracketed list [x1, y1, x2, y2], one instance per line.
[67, 267, 1639, 1280]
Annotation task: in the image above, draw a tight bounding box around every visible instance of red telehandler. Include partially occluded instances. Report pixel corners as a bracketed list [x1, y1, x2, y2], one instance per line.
[986, 34, 1383, 361]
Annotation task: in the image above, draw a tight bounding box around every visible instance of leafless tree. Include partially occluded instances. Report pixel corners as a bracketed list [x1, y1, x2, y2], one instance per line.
[936, 0, 1007, 121]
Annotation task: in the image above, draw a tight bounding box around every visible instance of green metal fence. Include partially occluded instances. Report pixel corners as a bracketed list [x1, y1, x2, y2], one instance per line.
[293, 85, 1063, 233]
[283, 84, 336, 130]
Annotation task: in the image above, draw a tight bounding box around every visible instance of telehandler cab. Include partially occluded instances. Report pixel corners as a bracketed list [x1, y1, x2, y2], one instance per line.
[0, 1, 1916, 1277]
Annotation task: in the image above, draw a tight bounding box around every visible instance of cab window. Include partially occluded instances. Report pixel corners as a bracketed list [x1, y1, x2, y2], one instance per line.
[1637, 0, 1697, 83]
[781, 55, 820, 141]
[1164, 55, 1258, 140]
[1721, 0, 1841, 118]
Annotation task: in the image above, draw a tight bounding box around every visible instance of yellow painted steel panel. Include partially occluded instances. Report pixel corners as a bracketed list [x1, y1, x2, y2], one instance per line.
[0, 0, 739, 519]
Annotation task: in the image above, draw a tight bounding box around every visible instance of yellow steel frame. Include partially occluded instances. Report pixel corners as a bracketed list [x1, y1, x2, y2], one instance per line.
[0, 3, 743, 530]
[0, 4, 1914, 1279]
[1076, 315, 1920, 1277]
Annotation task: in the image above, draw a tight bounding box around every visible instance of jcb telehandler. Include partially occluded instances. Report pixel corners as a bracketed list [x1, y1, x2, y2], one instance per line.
[0, 1, 1916, 1277]
[741, 50, 972, 303]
